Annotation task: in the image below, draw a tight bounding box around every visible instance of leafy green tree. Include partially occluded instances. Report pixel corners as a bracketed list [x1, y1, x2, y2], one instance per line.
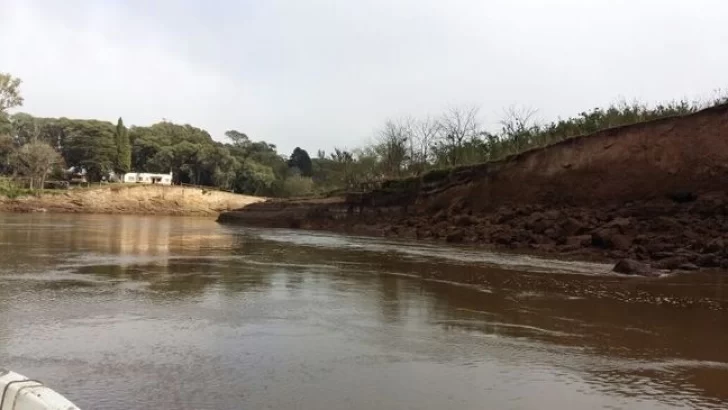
[233, 160, 277, 195]
[114, 117, 131, 173]
[0, 113, 11, 136]
[225, 135, 288, 192]
[225, 130, 249, 146]
[287, 147, 313, 177]
[11, 141, 62, 189]
[130, 122, 214, 183]
[9, 113, 41, 145]
[201, 145, 237, 190]
[0, 73, 23, 113]
[0, 135, 14, 174]
[325, 148, 356, 189]
[0, 73, 22, 141]
[8, 114, 68, 149]
[62, 120, 117, 181]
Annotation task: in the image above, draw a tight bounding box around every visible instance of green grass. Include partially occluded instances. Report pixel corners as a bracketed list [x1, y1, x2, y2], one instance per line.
[0, 178, 36, 199]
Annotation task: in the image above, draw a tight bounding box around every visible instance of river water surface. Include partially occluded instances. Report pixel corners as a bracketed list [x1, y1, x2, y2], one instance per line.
[1, 213, 728, 409]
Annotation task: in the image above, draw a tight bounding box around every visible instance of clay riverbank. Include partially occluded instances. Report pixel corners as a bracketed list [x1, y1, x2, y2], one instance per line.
[219, 104, 728, 274]
[0, 184, 264, 216]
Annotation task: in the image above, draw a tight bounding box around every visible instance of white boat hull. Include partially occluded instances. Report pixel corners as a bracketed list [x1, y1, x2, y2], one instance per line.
[0, 370, 80, 410]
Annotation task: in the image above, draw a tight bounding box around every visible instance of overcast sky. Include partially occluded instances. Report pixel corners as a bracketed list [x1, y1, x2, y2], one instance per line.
[2, 0, 727, 154]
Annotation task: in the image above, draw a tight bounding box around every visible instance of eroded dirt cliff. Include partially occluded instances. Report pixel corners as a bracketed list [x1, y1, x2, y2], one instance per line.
[219, 104, 728, 272]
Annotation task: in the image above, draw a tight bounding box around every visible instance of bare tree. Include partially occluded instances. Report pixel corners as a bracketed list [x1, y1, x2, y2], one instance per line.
[409, 116, 438, 175]
[330, 147, 355, 188]
[436, 106, 481, 166]
[376, 119, 411, 178]
[499, 105, 539, 152]
[11, 141, 62, 189]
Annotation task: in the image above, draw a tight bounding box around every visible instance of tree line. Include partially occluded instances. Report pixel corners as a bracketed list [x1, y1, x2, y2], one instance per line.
[1, 71, 726, 196]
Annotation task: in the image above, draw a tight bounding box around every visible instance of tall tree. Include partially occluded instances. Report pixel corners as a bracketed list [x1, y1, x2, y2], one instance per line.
[62, 120, 117, 181]
[410, 116, 438, 174]
[11, 113, 42, 145]
[233, 160, 277, 195]
[129, 122, 214, 183]
[0, 73, 23, 136]
[114, 117, 131, 173]
[287, 147, 313, 177]
[225, 130, 249, 147]
[0, 73, 23, 113]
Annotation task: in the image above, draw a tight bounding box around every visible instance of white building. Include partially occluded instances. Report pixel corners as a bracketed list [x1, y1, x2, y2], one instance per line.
[122, 172, 173, 185]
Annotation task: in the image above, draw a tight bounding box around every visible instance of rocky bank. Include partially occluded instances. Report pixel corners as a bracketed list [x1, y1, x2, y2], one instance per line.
[219, 104, 728, 274]
[0, 184, 263, 216]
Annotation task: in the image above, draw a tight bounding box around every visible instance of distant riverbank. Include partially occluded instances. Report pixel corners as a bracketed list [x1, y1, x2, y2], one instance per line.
[0, 184, 264, 216]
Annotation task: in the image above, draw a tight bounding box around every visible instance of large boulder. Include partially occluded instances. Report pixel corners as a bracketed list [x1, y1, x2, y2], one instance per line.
[610, 234, 634, 251]
[591, 228, 615, 248]
[542, 210, 561, 220]
[454, 215, 475, 227]
[678, 263, 700, 271]
[605, 217, 632, 232]
[654, 256, 689, 270]
[704, 238, 725, 254]
[446, 229, 465, 243]
[696, 253, 722, 268]
[562, 217, 587, 236]
[652, 216, 683, 232]
[566, 235, 592, 248]
[544, 226, 565, 241]
[591, 228, 633, 250]
[668, 191, 698, 203]
[613, 259, 658, 277]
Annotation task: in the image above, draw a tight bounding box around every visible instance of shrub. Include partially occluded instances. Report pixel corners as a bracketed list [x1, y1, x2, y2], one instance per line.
[0, 177, 33, 199]
[281, 176, 315, 198]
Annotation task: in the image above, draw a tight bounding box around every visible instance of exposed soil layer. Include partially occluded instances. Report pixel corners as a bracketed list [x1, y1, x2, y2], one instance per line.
[0, 185, 263, 216]
[219, 104, 728, 273]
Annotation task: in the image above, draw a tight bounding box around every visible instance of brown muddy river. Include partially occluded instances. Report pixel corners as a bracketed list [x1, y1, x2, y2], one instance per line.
[1, 213, 727, 409]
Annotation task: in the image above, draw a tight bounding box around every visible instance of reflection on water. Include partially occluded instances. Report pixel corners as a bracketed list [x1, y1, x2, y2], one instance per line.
[0, 213, 727, 409]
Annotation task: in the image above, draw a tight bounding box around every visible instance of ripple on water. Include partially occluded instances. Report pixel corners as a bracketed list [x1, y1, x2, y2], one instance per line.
[1, 216, 727, 409]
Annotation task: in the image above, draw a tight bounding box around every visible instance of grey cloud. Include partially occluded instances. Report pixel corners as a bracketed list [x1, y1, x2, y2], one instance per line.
[1, 0, 727, 154]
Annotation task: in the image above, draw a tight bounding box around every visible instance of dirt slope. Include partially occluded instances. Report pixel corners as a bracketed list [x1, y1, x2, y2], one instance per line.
[0, 185, 264, 216]
[452, 103, 728, 209]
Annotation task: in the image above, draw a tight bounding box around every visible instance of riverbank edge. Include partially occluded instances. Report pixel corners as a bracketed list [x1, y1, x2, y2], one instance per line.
[0, 185, 265, 217]
[218, 202, 614, 261]
[218, 103, 728, 276]
[217, 194, 728, 277]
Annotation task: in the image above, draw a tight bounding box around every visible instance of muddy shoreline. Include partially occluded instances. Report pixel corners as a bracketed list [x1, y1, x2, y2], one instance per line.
[217, 191, 728, 274]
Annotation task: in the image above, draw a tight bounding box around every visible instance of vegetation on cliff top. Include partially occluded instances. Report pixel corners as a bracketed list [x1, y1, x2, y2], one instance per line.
[1, 71, 726, 198]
